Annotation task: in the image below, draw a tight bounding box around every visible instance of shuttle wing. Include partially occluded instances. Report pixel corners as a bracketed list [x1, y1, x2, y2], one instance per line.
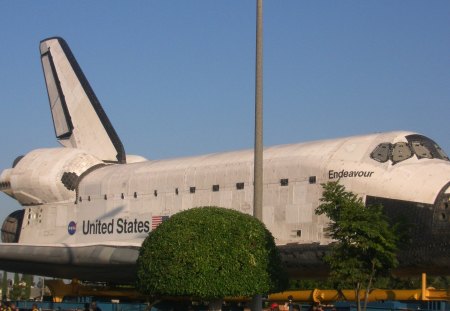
[40, 37, 126, 163]
[0, 242, 139, 283]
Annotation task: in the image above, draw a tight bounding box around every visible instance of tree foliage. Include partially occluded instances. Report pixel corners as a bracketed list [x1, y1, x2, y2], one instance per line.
[21, 274, 32, 300]
[10, 272, 21, 301]
[136, 207, 288, 299]
[315, 181, 399, 310]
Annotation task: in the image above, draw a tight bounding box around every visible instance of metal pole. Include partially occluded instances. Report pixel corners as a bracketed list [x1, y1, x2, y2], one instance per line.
[252, 1, 263, 309]
[253, 0, 263, 222]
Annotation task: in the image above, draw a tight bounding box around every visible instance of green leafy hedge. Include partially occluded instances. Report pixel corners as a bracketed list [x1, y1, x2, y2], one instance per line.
[136, 207, 287, 299]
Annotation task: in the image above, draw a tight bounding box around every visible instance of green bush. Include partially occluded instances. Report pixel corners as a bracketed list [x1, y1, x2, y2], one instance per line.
[136, 207, 288, 299]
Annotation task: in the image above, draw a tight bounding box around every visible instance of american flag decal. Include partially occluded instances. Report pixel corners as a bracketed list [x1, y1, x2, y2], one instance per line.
[152, 215, 169, 230]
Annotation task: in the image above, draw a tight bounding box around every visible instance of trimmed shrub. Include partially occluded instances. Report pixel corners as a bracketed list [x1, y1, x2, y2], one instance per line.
[136, 207, 288, 299]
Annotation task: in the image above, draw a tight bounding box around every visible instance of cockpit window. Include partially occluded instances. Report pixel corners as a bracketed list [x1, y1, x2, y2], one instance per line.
[370, 134, 449, 164]
[370, 143, 390, 163]
[436, 145, 450, 160]
[406, 134, 449, 161]
[411, 141, 432, 159]
[391, 142, 413, 164]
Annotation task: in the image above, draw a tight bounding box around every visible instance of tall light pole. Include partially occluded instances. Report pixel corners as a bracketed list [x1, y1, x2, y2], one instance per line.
[252, 0, 264, 310]
[253, 0, 263, 222]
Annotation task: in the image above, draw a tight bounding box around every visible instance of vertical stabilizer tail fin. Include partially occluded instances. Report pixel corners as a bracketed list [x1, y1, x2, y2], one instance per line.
[40, 37, 126, 163]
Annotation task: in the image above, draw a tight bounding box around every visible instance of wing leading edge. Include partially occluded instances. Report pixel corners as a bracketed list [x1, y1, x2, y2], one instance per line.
[0, 243, 139, 283]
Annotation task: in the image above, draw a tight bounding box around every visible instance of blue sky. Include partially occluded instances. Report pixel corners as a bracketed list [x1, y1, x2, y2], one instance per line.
[0, 1, 449, 220]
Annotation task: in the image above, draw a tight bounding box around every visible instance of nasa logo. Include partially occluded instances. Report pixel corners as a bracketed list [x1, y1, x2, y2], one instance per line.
[68, 221, 77, 235]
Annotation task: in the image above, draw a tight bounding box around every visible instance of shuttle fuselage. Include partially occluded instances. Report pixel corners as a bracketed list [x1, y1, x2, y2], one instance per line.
[0, 38, 449, 282]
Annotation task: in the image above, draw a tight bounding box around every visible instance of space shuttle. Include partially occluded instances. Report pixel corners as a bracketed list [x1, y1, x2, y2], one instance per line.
[0, 37, 449, 283]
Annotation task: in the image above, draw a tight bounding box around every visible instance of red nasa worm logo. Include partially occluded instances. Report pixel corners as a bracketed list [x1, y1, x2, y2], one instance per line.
[68, 221, 77, 235]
